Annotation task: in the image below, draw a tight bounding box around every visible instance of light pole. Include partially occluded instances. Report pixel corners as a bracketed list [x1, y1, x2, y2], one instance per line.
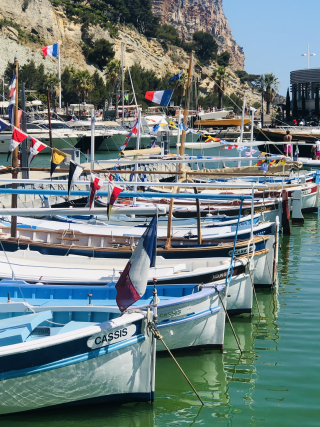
[301, 44, 316, 69]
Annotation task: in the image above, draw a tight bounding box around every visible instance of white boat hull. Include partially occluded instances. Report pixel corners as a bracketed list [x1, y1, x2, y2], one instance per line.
[156, 286, 227, 350]
[0, 314, 154, 415]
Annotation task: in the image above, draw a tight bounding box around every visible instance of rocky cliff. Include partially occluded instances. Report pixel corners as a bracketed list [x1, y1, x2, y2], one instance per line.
[0, 0, 254, 104]
[151, 0, 245, 70]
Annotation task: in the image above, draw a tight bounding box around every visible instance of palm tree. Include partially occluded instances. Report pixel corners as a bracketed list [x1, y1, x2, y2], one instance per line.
[45, 74, 60, 108]
[74, 71, 94, 103]
[175, 73, 187, 106]
[211, 66, 229, 110]
[105, 60, 121, 90]
[258, 73, 279, 115]
[104, 60, 121, 113]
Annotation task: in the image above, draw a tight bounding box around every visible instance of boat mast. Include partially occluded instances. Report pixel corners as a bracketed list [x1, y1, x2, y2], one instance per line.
[46, 88, 53, 150]
[121, 42, 125, 127]
[11, 54, 19, 238]
[179, 51, 193, 166]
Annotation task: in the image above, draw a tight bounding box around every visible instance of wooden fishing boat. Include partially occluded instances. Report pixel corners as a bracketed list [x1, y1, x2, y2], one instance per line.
[0, 280, 230, 350]
[0, 249, 249, 286]
[0, 309, 156, 414]
[194, 118, 251, 127]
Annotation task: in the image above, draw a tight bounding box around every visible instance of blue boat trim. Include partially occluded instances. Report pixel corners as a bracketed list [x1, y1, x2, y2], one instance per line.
[157, 307, 220, 328]
[0, 334, 146, 381]
[0, 189, 253, 200]
[158, 288, 219, 308]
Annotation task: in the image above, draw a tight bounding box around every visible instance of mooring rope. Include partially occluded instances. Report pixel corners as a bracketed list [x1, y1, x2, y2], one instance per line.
[148, 321, 205, 405]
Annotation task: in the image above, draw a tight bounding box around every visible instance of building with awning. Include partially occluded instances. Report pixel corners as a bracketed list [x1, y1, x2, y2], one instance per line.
[290, 68, 320, 113]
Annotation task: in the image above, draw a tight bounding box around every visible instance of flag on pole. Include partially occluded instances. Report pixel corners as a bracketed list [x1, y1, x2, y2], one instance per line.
[50, 148, 67, 177]
[150, 138, 156, 148]
[28, 138, 48, 166]
[168, 69, 184, 85]
[8, 73, 17, 127]
[89, 173, 103, 209]
[131, 119, 139, 136]
[107, 180, 123, 219]
[0, 119, 9, 133]
[169, 120, 176, 128]
[68, 160, 84, 198]
[41, 43, 59, 57]
[145, 90, 173, 106]
[178, 122, 185, 131]
[115, 215, 157, 312]
[9, 73, 16, 98]
[7, 128, 28, 161]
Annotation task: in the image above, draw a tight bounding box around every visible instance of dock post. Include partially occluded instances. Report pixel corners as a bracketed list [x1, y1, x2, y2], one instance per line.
[291, 189, 304, 224]
[281, 189, 291, 235]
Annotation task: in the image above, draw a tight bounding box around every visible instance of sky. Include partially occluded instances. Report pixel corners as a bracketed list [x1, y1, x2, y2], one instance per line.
[223, 0, 320, 95]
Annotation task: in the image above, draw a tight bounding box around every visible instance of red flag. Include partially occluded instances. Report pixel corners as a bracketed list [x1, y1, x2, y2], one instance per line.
[28, 138, 48, 166]
[107, 181, 123, 219]
[89, 174, 103, 209]
[7, 128, 28, 161]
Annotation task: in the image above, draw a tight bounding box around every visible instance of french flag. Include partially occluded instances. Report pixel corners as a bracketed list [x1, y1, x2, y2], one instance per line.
[28, 137, 48, 166]
[116, 215, 157, 312]
[145, 90, 173, 106]
[42, 43, 58, 57]
[9, 73, 16, 99]
[7, 128, 28, 161]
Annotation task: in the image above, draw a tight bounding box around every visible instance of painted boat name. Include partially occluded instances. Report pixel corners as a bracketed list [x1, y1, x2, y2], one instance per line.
[87, 324, 137, 349]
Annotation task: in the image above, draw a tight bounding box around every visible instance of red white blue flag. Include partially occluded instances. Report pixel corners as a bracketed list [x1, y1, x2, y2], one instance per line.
[9, 73, 16, 99]
[116, 215, 157, 312]
[42, 43, 58, 57]
[145, 90, 173, 106]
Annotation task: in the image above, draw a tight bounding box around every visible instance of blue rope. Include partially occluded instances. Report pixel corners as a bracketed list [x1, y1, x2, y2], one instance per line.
[225, 199, 244, 287]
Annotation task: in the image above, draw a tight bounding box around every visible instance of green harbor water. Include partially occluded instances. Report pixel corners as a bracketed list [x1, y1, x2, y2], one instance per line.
[1, 213, 319, 426]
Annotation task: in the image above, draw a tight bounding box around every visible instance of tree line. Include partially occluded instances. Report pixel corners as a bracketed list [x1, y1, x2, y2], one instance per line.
[3, 59, 279, 115]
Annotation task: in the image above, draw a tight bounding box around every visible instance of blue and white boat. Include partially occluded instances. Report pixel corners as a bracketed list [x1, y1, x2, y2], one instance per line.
[0, 309, 156, 415]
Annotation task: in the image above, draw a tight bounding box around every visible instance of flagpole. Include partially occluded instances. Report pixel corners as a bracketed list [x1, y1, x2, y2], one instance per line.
[179, 51, 193, 169]
[46, 88, 53, 150]
[58, 41, 61, 109]
[11, 54, 19, 238]
[121, 42, 125, 127]
[91, 108, 95, 171]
